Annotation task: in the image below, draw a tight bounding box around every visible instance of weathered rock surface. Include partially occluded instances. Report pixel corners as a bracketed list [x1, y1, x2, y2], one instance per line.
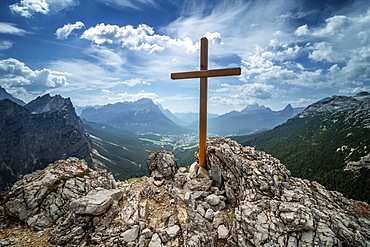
[147, 150, 178, 180]
[1, 137, 369, 246]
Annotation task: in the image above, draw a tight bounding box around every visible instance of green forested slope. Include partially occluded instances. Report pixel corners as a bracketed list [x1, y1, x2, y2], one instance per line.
[232, 94, 370, 203]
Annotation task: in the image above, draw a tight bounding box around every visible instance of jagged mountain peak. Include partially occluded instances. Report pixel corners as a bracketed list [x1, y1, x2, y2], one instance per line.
[241, 103, 268, 113]
[136, 97, 154, 104]
[1, 138, 369, 246]
[0, 86, 26, 106]
[279, 104, 294, 115]
[282, 103, 293, 110]
[24, 94, 74, 114]
[91, 98, 160, 113]
[199, 104, 302, 136]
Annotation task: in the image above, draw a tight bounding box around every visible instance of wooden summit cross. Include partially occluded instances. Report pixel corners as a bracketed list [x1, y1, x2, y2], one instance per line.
[171, 37, 241, 169]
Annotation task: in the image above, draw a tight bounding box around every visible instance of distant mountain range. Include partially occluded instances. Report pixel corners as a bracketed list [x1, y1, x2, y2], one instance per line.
[80, 99, 304, 136]
[188, 103, 304, 135]
[0, 92, 92, 192]
[233, 92, 370, 203]
[80, 98, 189, 134]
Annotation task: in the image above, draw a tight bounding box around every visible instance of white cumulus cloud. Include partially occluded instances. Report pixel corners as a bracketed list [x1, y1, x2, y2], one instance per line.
[9, 0, 79, 18]
[81, 23, 209, 54]
[81, 23, 168, 53]
[295, 24, 309, 36]
[298, 8, 370, 89]
[0, 58, 68, 93]
[55, 21, 85, 40]
[308, 42, 343, 63]
[312, 15, 351, 38]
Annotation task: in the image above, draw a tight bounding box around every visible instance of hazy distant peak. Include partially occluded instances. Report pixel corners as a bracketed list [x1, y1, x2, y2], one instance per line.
[281, 104, 294, 113]
[136, 98, 154, 104]
[284, 103, 293, 109]
[241, 103, 267, 113]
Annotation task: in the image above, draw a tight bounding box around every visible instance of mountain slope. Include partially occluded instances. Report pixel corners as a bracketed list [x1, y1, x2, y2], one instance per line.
[83, 121, 159, 180]
[0, 86, 26, 106]
[83, 120, 199, 180]
[232, 92, 370, 203]
[0, 94, 92, 192]
[80, 98, 189, 134]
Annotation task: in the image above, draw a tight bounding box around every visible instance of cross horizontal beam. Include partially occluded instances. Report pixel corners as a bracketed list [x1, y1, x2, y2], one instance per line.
[171, 67, 241, 80]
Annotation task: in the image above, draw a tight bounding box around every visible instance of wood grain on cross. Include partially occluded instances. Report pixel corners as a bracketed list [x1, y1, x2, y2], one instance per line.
[171, 37, 241, 168]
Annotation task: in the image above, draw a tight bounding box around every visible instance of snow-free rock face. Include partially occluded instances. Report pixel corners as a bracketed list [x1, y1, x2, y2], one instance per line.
[147, 150, 178, 180]
[0, 94, 92, 193]
[1, 138, 369, 246]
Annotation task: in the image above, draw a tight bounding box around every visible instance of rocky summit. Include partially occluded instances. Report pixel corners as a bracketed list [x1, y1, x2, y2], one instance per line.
[1, 138, 370, 246]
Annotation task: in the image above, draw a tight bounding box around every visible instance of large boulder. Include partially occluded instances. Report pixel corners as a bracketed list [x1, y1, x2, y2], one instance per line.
[2, 157, 118, 231]
[147, 150, 178, 180]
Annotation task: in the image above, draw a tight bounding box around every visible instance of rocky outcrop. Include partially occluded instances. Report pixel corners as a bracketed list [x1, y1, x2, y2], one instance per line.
[0, 94, 92, 192]
[205, 138, 370, 246]
[1, 138, 369, 246]
[147, 150, 178, 180]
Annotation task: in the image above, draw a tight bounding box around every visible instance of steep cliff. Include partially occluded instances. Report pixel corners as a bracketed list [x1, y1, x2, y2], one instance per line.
[0, 94, 92, 192]
[0, 138, 369, 246]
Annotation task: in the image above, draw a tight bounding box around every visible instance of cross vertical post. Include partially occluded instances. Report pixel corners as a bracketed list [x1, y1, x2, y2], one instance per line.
[199, 37, 208, 168]
[171, 37, 241, 169]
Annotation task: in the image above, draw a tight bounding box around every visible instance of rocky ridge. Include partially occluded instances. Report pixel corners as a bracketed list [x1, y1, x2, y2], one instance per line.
[1, 138, 369, 246]
[234, 92, 370, 203]
[298, 92, 370, 125]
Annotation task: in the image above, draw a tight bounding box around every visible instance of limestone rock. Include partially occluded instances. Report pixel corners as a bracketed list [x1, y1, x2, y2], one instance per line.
[147, 150, 178, 180]
[166, 225, 180, 238]
[1, 138, 369, 247]
[122, 225, 140, 242]
[70, 188, 123, 215]
[217, 224, 229, 239]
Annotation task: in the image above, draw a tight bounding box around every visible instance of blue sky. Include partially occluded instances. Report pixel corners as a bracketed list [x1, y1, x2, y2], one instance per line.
[0, 0, 369, 114]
